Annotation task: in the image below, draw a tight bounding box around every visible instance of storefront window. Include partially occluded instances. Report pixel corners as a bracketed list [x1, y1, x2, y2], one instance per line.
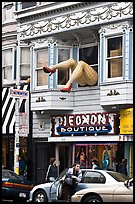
[73, 144, 117, 171]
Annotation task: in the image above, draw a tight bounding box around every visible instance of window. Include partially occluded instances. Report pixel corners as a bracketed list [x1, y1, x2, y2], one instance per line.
[2, 49, 13, 81]
[81, 171, 106, 184]
[107, 36, 122, 78]
[35, 48, 48, 86]
[20, 47, 30, 80]
[57, 48, 70, 86]
[2, 2, 14, 22]
[22, 2, 36, 9]
[79, 45, 98, 86]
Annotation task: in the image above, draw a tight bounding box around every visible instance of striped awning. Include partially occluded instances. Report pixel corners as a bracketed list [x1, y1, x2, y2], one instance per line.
[2, 84, 29, 135]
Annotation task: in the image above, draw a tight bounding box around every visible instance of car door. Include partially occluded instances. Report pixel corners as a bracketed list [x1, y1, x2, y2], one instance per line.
[76, 171, 106, 192]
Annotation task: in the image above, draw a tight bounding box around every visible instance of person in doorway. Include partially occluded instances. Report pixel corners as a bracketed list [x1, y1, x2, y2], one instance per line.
[46, 157, 58, 182]
[119, 158, 128, 176]
[43, 58, 98, 93]
[63, 163, 82, 201]
[18, 156, 27, 179]
[91, 158, 100, 170]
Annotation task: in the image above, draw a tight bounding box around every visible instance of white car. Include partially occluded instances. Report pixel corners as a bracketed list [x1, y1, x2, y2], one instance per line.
[71, 178, 133, 202]
[28, 169, 131, 202]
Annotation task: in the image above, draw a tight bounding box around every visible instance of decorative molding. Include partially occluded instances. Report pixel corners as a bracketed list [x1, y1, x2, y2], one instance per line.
[20, 2, 133, 39]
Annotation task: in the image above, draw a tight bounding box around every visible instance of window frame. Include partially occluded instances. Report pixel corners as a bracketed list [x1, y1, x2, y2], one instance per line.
[20, 46, 30, 81]
[78, 43, 99, 87]
[2, 2, 15, 23]
[56, 47, 72, 88]
[2, 47, 15, 84]
[34, 46, 49, 90]
[105, 35, 123, 82]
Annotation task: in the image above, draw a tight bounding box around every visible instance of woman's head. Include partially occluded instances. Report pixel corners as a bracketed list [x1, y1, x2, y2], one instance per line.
[50, 157, 56, 165]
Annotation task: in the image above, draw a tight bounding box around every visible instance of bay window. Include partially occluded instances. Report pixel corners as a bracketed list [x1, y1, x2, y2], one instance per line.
[57, 48, 70, 86]
[2, 48, 13, 82]
[106, 36, 122, 78]
[20, 47, 30, 80]
[35, 48, 48, 87]
[79, 45, 98, 86]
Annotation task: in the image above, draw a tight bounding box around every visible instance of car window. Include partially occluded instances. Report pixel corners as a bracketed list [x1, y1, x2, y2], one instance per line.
[107, 171, 131, 182]
[2, 170, 21, 180]
[2, 170, 12, 178]
[8, 171, 21, 180]
[81, 171, 106, 184]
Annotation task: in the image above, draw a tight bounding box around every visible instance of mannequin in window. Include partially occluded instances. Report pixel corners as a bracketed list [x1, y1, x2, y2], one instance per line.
[76, 147, 87, 169]
[43, 58, 98, 93]
[102, 145, 111, 170]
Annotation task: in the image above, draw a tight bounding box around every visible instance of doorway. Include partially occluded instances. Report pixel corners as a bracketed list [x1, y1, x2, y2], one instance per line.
[56, 143, 71, 174]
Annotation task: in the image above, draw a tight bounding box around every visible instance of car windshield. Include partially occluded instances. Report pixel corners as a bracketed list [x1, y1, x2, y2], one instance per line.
[107, 171, 131, 182]
[2, 170, 21, 180]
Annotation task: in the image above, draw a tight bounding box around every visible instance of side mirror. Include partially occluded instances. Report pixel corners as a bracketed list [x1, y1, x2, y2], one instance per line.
[124, 180, 129, 188]
[49, 177, 56, 182]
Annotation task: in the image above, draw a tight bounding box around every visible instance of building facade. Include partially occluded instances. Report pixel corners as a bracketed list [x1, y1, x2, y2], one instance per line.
[2, 2, 133, 184]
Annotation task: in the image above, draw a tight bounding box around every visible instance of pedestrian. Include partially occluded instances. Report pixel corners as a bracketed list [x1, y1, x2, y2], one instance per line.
[119, 159, 128, 176]
[43, 58, 98, 93]
[63, 163, 82, 201]
[45, 157, 58, 182]
[91, 158, 100, 170]
[18, 155, 27, 180]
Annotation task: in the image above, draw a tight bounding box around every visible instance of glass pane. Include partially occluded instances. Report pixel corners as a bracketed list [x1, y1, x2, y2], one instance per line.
[37, 69, 48, 86]
[22, 2, 36, 9]
[79, 46, 98, 65]
[36, 48, 48, 68]
[107, 36, 122, 57]
[4, 66, 12, 80]
[108, 58, 122, 78]
[20, 48, 30, 63]
[4, 49, 12, 65]
[58, 49, 70, 85]
[20, 65, 30, 79]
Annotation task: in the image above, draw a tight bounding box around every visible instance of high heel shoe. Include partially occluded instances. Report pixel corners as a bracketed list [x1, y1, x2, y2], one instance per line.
[43, 67, 56, 76]
[60, 84, 72, 93]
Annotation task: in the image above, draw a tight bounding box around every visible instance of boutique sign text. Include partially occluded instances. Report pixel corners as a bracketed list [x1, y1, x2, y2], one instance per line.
[51, 112, 116, 136]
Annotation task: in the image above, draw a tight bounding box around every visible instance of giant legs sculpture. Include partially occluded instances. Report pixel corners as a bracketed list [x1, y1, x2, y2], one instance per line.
[43, 58, 98, 93]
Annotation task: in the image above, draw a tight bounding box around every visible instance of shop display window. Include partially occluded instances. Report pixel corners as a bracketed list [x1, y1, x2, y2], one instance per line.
[73, 144, 117, 171]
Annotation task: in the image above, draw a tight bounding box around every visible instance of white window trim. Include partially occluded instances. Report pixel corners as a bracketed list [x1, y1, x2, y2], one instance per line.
[104, 34, 123, 83]
[2, 47, 16, 85]
[34, 47, 48, 90]
[56, 46, 72, 88]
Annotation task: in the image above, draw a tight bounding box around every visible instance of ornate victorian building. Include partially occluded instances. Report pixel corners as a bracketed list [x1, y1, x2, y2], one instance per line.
[2, 2, 133, 184]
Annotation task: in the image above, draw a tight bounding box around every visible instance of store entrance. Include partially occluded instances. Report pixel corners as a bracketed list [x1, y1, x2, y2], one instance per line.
[57, 144, 71, 174]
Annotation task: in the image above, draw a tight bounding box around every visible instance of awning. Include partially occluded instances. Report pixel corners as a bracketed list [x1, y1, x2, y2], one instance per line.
[2, 84, 29, 135]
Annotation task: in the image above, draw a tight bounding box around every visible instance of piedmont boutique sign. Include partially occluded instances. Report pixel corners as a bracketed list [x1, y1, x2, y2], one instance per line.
[51, 112, 116, 136]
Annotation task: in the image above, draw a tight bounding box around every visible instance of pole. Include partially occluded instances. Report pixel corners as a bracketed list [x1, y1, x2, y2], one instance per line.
[14, 98, 20, 175]
[14, 25, 21, 175]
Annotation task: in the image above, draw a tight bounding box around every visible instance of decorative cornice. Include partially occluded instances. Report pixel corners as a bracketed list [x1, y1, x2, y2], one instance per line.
[20, 2, 133, 40]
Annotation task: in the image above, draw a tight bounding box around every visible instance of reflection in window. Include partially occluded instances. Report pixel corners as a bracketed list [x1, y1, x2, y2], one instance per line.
[79, 46, 98, 86]
[20, 47, 30, 80]
[2, 49, 12, 81]
[58, 49, 70, 85]
[35, 48, 48, 86]
[107, 36, 122, 78]
[2, 2, 14, 22]
[22, 2, 36, 9]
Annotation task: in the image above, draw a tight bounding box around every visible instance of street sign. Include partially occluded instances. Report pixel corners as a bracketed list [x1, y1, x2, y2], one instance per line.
[9, 88, 29, 98]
